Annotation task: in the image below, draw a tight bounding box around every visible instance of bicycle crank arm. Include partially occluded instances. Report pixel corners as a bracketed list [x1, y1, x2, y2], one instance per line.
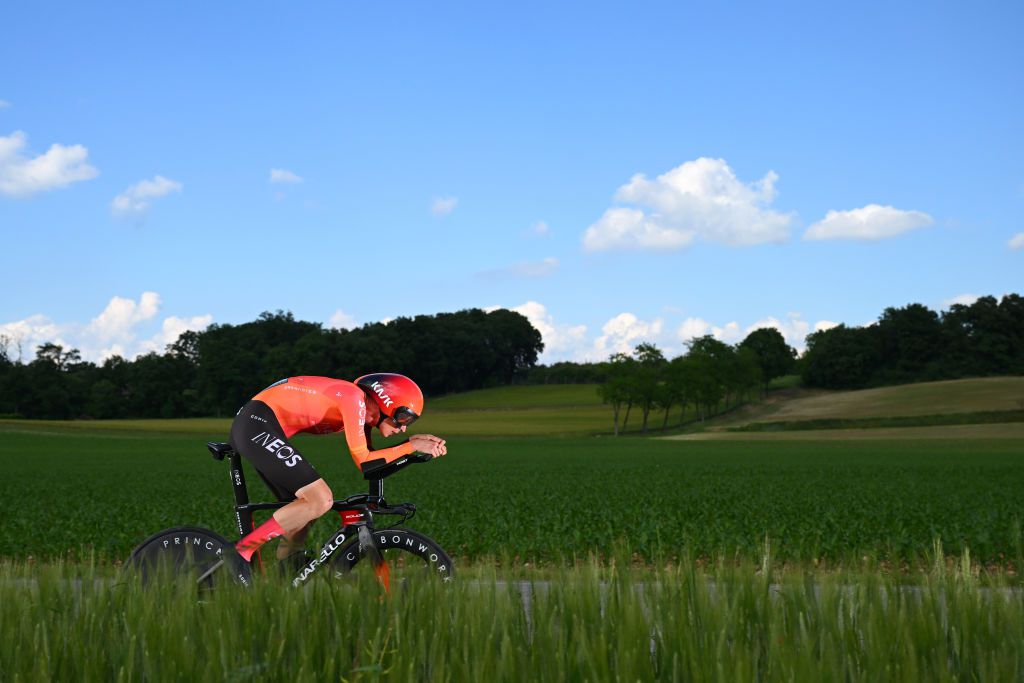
[196, 559, 225, 585]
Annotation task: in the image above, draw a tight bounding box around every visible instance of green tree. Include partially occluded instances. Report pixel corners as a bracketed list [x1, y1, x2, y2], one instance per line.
[597, 353, 633, 436]
[685, 336, 732, 419]
[875, 303, 944, 383]
[631, 343, 666, 434]
[801, 325, 880, 389]
[738, 327, 796, 390]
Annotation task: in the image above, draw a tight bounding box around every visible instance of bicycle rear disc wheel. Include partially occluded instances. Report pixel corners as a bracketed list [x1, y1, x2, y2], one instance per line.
[124, 526, 252, 589]
[331, 528, 454, 584]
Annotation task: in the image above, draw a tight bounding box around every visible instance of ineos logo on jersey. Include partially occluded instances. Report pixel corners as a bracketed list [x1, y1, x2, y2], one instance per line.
[250, 431, 303, 467]
[370, 381, 394, 408]
[358, 399, 366, 427]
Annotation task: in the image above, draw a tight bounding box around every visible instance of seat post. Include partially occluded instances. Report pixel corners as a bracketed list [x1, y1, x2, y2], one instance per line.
[369, 478, 383, 500]
[229, 451, 254, 538]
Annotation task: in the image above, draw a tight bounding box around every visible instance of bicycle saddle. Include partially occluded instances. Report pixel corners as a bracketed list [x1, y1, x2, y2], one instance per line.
[207, 442, 236, 460]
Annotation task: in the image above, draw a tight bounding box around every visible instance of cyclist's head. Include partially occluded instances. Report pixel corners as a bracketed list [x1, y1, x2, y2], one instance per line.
[354, 373, 423, 430]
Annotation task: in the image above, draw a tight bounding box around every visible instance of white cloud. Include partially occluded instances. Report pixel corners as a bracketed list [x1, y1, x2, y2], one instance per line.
[430, 196, 458, 216]
[499, 304, 672, 362]
[584, 208, 695, 251]
[677, 317, 712, 341]
[85, 291, 161, 352]
[592, 313, 665, 357]
[479, 257, 559, 279]
[0, 292, 212, 362]
[942, 294, 979, 308]
[742, 315, 841, 350]
[157, 314, 213, 346]
[676, 313, 839, 352]
[744, 315, 811, 350]
[0, 130, 98, 197]
[676, 317, 743, 345]
[111, 175, 182, 221]
[136, 314, 214, 355]
[0, 315, 67, 362]
[1008, 233, 1024, 250]
[87, 292, 160, 339]
[528, 220, 549, 236]
[0, 100, 10, 110]
[329, 309, 357, 330]
[492, 303, 847, 363]
[270, 168, 303, 184]
[804, 204, 933, 241]
[583, 157, 794, 251]
[508, 301, 588, 360]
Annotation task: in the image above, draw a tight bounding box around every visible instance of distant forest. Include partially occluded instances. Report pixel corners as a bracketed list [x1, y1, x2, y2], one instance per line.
[0, 294, 1020, 420]
[799, 295, 1024, 389]
[0, 309, 543, 419]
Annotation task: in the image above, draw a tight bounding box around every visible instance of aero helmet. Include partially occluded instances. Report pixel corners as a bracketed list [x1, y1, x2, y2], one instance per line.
[355, 373, 424, 426]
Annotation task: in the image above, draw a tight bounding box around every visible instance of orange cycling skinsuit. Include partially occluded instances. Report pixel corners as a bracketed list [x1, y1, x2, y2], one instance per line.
[229, 374, 423, 502]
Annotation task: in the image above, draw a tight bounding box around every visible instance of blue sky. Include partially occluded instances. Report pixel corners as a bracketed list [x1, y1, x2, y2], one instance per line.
[2, 1, 1021, 363]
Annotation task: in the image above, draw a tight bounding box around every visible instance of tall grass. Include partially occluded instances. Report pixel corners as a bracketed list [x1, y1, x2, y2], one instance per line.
[1, 558, 1021, 681]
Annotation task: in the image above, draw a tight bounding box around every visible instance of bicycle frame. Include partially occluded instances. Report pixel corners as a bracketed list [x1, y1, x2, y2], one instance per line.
[219, 447, 409, 586]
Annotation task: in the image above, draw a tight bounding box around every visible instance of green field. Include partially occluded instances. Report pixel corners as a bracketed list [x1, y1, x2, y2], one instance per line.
[1, 421, 1021, 568]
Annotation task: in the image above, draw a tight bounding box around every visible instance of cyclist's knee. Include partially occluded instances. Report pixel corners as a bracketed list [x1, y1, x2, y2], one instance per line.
[297, 479, 333, 517]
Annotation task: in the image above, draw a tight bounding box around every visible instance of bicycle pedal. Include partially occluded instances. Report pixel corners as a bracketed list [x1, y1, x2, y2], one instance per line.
[277, 550, 312, 576]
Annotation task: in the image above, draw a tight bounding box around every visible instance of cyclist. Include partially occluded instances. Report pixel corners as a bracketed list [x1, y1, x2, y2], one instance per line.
[229, 373, 446, 563]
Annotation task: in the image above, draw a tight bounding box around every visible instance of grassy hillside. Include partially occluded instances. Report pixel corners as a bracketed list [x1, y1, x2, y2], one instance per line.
[689, 376, 1024, 436]
[431, 384, 601, 409]
[756, 377, 1024, 422]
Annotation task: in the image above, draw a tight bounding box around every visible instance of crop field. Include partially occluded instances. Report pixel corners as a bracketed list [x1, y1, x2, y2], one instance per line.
[1, 421, 1021, 569]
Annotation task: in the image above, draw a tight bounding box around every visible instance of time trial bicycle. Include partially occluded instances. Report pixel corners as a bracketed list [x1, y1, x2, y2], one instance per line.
[124, 440, 454, 591]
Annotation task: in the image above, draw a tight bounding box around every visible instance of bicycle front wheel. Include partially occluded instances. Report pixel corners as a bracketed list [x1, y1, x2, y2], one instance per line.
[331, 528, 454, 583]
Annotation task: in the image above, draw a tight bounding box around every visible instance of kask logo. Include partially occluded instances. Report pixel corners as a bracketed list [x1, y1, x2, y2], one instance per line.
[370, 381, 394, 408]
[250, 432, 303, 467]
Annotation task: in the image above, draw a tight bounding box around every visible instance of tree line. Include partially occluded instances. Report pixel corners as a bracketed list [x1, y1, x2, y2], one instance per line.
[598, 328, 796, 435]
[801, 294, 1024, 389]
[0, 308, 543, 419]
[2, 293, 1019, 421]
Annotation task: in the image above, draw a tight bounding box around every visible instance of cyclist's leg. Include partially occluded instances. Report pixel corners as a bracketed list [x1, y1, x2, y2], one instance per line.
[230, 401, 332, 560]
[251, 469, 315, 559]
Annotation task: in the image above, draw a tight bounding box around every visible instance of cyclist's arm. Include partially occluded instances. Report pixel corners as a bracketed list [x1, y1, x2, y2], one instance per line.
[341, 397, 415, 473]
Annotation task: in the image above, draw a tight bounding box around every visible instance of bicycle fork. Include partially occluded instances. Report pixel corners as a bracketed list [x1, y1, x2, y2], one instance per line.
[358, 525, 391, 593]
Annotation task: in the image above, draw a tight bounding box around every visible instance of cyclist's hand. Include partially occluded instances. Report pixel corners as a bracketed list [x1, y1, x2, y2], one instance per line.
[410, 434, 447, 459]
